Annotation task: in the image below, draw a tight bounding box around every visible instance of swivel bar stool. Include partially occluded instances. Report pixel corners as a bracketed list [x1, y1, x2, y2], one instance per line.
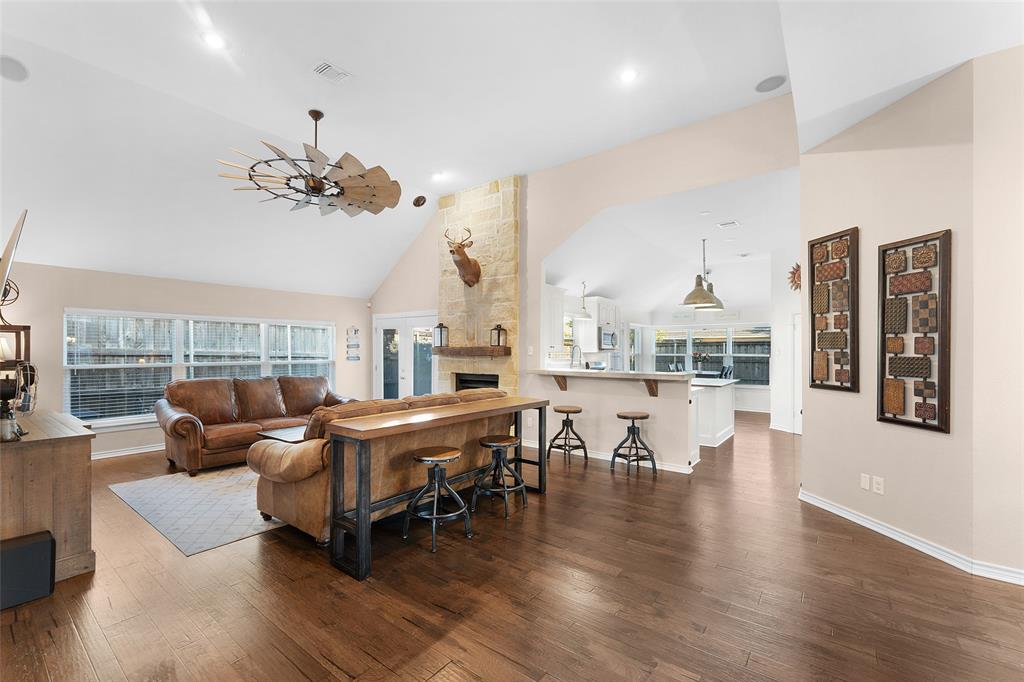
[610, 411, 657, 476]
[402, 446, 472, 553]
[547, 405, 588, 462]
[472, 434, 526, 518]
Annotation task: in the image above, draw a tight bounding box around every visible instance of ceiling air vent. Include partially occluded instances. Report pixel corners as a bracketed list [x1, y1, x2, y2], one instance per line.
[313, 61, 351, 84]
[716, 220, 741, 230]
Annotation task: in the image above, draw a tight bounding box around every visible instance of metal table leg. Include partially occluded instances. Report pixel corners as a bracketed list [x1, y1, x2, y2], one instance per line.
[537, 405, 547, 493]
[513, 411, 523, 477]
[329, 436, 373, 580]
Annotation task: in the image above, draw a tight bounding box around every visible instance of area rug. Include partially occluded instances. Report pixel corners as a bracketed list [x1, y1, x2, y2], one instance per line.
[109, 466, 283, 556]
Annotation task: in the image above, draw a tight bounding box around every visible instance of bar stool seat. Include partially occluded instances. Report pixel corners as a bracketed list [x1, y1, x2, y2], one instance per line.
[611, 411, 657, 476]
[413, 446, 461, 463]
[479, 434, 519, 448]
[403, 446, 472, 553]
[472, 434, 527, 518]
[548, 405, 588, 463]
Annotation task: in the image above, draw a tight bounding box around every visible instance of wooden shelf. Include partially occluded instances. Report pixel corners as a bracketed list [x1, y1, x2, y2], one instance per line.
[432, 346, 512, 358]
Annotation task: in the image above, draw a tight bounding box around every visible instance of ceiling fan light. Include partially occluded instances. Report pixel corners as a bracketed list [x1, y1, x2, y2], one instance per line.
[682, 275, 718, 308]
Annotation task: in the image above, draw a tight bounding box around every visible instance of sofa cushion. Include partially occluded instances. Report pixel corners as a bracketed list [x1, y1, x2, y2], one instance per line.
[248, 439, 329, 484]
[403, 393, 460, 409]
[455, 388, 508, 403]
[234, 378, 286, 422]
[251, 416, 308, 430]
[165, 378, 237, 425]
[203, 422, 262, 450]
[278, 375, 329, 416]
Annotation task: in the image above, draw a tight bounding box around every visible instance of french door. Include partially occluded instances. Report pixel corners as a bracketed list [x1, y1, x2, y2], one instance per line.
[372, 313, 437, 399]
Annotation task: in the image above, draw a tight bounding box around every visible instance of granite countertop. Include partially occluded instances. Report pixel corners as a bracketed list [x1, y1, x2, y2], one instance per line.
[528, 368, 695, 382]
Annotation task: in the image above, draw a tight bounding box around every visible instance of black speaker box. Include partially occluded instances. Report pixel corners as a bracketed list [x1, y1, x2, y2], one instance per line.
[1, 531, 56, 610]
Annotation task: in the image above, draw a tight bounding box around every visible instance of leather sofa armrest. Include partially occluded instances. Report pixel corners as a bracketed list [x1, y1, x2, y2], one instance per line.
[324, 391, 357, 407]
[247, 438, 329, 484]
[155, 398, 203, 441]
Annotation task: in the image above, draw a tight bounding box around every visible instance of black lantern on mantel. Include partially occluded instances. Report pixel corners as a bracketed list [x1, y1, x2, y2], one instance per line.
[432, 322, 449, 348]
[490, 324, 507, 348]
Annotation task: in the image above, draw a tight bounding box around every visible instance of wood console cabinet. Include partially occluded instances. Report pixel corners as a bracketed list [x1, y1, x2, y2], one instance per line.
[1, 411, 96, 581]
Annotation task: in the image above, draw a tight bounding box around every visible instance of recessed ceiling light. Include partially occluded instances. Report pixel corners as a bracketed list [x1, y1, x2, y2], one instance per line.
[755, 75, 787, 93]
[195, 8, 213, 28]
[619, 67, 638, 84]
[202, 32, 226, 50]
[738, 252, 751, 258]
[699, 210, 712, 217]
[431, 171, 447, 182]
[716, 220, 741, 230]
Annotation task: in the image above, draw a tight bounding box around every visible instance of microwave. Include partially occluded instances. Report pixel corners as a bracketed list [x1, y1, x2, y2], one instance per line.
[598, 327, 618, 350]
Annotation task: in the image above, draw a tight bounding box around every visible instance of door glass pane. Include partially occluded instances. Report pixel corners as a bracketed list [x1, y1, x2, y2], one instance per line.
[411, 327, 434, 396]
[382, 328, 399, 399]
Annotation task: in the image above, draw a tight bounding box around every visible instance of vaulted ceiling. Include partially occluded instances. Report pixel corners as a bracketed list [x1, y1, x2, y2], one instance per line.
[1, 2, 1019, 297]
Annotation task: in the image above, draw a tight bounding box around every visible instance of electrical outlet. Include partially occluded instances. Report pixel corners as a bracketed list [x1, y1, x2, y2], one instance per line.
[526, 415, 535, 428]
[872, 475, 885, 495]
[528, 345, 534, 356]
[860, 473, 870, 491]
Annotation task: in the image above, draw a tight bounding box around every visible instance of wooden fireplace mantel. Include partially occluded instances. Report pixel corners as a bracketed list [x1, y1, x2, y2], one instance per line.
[432, 346, 512, 358]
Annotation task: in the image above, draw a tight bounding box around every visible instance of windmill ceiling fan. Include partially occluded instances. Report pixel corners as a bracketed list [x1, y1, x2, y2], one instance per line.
[218, 109, 400, 217]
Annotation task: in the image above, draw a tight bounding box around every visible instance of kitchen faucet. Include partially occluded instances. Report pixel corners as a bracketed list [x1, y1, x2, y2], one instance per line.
[570, 345, 582, 368]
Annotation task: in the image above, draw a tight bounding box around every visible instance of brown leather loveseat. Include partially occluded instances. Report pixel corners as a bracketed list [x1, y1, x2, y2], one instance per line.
[246, 388, 512, 543]
[155, 375, 350, 475]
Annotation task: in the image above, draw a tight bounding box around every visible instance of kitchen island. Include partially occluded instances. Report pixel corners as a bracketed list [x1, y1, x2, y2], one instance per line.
[526, 368, 698, 474]
[692, 378, 740, 447]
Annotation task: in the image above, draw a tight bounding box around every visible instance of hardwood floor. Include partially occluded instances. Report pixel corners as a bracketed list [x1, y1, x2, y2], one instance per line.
[3, 412, 1023, 681]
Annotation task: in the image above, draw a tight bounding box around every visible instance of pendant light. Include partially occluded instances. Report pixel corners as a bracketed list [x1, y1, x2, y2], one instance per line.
[682, 239, 725, 310]
[574, 281, 593, 319]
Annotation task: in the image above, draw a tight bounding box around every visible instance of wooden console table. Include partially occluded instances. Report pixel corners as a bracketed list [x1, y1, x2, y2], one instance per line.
[1, 411, 96, 581]
[326, 396, 548, 580]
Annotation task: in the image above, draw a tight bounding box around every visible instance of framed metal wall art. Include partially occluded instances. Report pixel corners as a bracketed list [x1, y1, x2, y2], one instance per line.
[808, 226, 859, 392]
[877, 229, 951, 433]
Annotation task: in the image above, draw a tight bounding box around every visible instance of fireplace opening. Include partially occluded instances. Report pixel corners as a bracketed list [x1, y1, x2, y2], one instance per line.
[455, 373, 499, 391]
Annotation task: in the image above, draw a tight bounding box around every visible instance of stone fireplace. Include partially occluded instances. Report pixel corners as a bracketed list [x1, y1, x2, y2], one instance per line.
[436, 176, 520, 394]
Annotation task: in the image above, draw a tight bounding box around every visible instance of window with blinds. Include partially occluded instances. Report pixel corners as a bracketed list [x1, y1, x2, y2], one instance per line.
[64, 311, 335, 423]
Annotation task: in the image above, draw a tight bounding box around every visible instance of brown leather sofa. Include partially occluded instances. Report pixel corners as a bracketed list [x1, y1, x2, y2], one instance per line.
[246, 388, 511, 543]
[155, 375, 350, 475]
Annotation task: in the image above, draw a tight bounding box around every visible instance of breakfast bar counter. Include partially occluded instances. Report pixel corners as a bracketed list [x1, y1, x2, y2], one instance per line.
[524, 368, 698, 475]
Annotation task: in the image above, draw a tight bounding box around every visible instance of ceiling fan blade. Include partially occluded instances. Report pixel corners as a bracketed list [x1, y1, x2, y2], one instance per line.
[319, 197, 340, 216]
[332, 165, 391, 188]
[219, 159, 291, 180]
[340, 202, 364, 217]
[290, 194, 313, 211]
[261, 140, 308, 177]
[218, 172, 288, 184]
[352, 200, 385, 215]
[324, 152, 367, 182]
[231, 148, 265, 163]
[303, 144, 330, 177]
[259, 192, 294, 203]
[378, 181, 401, 208]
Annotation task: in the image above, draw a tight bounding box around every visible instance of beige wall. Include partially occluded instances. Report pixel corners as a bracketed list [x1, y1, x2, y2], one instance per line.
[800, 63, 976, 558]
[6, 262, 372, 456]
[370, 212, 441, 315]
[801, 47, 1024, 575]
[971, 46, 1023, 571]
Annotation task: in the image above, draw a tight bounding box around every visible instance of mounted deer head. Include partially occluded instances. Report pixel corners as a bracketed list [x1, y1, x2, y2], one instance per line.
[445, 227, 482, 287]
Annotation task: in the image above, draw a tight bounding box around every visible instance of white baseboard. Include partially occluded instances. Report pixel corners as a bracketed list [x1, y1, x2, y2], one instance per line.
[699, 425, 734, 448]
[523, 440, 697, 475]
[798, 489, 1023, 586]
[769, 421, 797, 434]
[91, 443, 164, 460]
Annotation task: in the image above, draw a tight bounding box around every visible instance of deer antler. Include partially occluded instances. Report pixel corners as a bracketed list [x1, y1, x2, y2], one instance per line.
[460, 228, 472, 245]
[443, 228, 453, 244]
